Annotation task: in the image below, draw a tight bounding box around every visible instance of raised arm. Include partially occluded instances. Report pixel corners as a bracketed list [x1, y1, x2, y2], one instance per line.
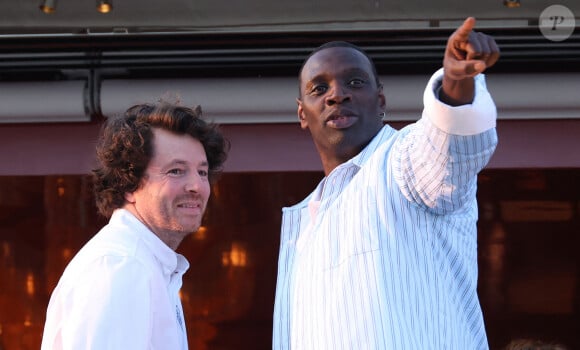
[440, 17, 500, 106]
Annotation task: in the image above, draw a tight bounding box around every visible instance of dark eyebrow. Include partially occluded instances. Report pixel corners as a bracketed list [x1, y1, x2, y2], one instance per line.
[304, 76, 325, 89]
[300, 67, 374, 96]
[342, 67, 373, 78]
[164, 159, 208, 170]
[306, 67, 371, 83]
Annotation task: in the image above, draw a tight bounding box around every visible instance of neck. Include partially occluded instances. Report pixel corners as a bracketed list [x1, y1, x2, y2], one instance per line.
[320, 156, 348, 176]
[122, 204, 184, 251]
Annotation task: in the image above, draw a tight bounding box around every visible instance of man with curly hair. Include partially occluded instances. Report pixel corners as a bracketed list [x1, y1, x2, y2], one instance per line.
[41, 102, 229, 350]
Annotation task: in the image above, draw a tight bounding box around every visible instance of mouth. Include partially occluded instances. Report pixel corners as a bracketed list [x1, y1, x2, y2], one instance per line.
[177, 201, 203, 214]
[178, 202, 200, 208]
[325, 112, 357, 129]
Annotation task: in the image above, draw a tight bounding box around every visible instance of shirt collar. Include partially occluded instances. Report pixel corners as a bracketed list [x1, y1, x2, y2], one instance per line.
[110, 209, 190, 276]
[299, 125, 396, 212]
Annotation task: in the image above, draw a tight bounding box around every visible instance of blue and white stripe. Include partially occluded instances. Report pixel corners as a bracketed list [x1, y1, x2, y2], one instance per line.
[273, 69, 497, 350]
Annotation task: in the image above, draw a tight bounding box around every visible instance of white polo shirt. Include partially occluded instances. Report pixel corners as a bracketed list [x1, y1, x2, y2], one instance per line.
[42, 209, 190, 350]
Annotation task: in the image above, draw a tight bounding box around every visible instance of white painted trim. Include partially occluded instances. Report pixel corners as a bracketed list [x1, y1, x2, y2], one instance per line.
[100, 73, 580, 123]
[0, 80, 90, 123]
[1, 73, 578, 124]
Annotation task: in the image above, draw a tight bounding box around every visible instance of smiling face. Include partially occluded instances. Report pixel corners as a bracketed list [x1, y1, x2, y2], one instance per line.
[124, 128, 211, 250]
[298, 46, 386, 174]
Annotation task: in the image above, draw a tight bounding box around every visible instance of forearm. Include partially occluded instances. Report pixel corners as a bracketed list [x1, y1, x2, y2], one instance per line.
[394, 119, 496, 213]
[393, 69, 498, 212]
[439, 76, 475, 106]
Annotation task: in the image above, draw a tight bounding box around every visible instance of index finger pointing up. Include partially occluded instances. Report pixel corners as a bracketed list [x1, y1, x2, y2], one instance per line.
[454, 17, 477, 41]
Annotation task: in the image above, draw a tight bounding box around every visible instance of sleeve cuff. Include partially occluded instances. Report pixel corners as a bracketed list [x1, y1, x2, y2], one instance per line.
[423, 68, 497, 136]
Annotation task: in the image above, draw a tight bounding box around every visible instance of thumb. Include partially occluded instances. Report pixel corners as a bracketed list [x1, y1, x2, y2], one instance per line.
[446, 60, 486, 79]
[470, 61, 486, 74]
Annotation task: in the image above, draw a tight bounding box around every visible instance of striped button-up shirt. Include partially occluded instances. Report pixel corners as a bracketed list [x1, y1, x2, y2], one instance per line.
[273, 69, 497, 350]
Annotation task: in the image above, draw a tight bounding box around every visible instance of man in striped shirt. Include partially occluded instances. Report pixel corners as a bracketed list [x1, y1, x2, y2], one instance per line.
[273, 17, 500, 349]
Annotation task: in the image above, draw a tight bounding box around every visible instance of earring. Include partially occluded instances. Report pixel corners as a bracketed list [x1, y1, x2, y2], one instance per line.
[379, 112, 386, 119]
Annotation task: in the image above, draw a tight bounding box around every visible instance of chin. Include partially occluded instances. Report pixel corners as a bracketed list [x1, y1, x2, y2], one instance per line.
[187, 221, 203, 233]
[174, 220, 201, 235]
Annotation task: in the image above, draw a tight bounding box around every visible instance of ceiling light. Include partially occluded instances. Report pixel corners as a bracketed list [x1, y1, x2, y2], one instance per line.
[503, 0, 521, 8]
[96, 0, 112, 13]
[39, 0, 57, 14]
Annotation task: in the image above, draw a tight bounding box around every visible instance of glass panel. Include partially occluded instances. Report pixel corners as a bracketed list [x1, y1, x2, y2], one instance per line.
[477, 169, 580, 349]
[0, 170, 578, 349]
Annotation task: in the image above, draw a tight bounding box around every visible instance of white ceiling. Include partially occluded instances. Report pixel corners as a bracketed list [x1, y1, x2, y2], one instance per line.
[1, 0, 578, 35]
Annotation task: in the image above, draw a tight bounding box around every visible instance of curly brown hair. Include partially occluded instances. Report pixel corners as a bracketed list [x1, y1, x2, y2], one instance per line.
[92, 102, 230, 218]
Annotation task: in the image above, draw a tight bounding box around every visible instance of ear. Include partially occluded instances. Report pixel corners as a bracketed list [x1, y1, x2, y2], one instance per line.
[297, 98, 308, 129]
[124, 191, 136, 204]
[377, 83, 387, 114]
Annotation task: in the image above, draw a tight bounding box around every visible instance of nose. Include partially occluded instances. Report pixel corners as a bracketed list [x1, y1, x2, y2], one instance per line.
[185, 173, 203, 193]
[325, 84, 351, 105]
